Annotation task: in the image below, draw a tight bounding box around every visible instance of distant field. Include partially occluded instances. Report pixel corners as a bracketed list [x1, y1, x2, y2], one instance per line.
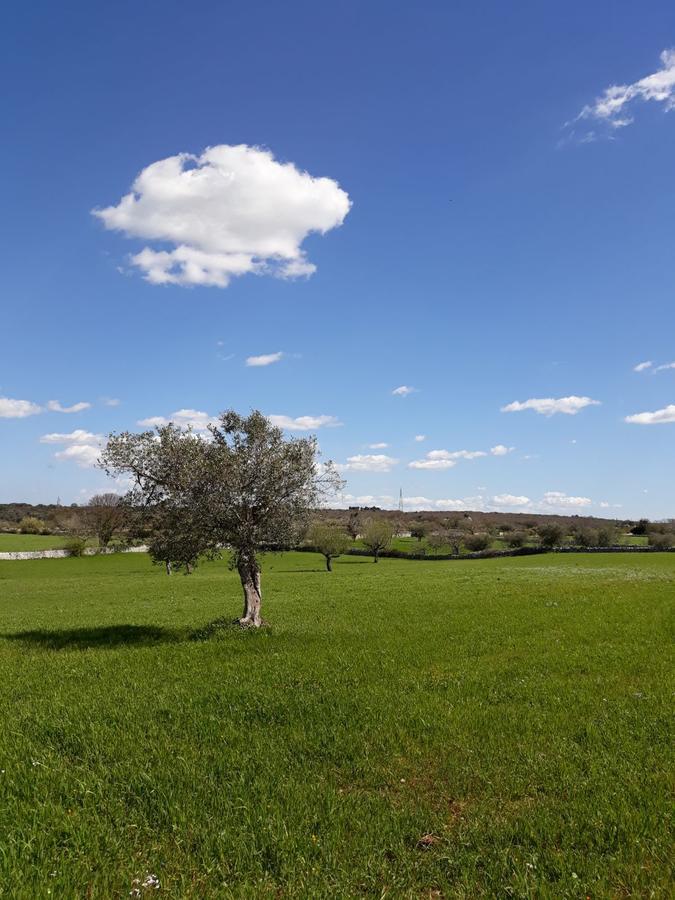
[0, 551, 672, 897]
[0, 533, 71, 551]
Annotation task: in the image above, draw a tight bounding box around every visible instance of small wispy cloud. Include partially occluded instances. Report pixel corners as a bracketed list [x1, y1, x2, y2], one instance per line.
[138, 409, 217, 432]
[268, 414, 342, 431]
[501, 396, 600, 416]
[47, 400, 92, 414]
[368, 442, 388, 449]
[490, 444, 514, 456]
[634, 360, 653, 372]
[246, 351, 284, 367]
[0, 396, 91, 418]
[408, 444, 515, 470]
[414, 434, 426, 442]
[568, 48, 675, 141]
[392, 385, 417, 397]
[40, 429, 102, 444]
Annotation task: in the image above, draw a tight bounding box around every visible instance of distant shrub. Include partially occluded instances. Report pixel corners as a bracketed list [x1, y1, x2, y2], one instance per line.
[464, 533, 491, 552]
[648, 532, 674, 550]
[571, 527, 598, 548]
[537, 523, 564, 548]
[596, 526, 617, 548]
[64, 536, 87, 557]
[361, 518, 395, 562]
[504, 531, 527, 549]
[19, 516, 46, 534]
[631, 519, 650, 535]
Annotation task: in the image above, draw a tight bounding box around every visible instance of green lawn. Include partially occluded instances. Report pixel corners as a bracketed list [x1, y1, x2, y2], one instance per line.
[0, 533, 72, 551]
[0, 551, 672, 897]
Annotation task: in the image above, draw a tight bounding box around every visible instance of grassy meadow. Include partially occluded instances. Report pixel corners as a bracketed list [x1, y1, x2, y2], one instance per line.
[0, 533, 73, 552]
[0, 551, 672, 897]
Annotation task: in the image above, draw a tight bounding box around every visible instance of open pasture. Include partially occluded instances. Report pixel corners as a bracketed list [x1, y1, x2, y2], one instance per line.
[0, 551, 672, 897]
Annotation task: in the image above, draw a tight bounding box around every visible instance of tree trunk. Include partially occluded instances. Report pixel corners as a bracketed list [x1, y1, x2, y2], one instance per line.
[373, 551, 379, 563]
[326, 555, 332, 572]
[185, 562, 193, 575]
[237, 555, 262, 627]
[165, 560, 172, 575]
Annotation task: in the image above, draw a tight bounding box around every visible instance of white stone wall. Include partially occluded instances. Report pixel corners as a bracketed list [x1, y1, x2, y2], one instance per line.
[0, 545, 149, 561]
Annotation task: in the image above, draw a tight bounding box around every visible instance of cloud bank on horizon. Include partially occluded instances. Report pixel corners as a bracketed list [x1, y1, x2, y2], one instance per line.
[93, 144, 351, 288]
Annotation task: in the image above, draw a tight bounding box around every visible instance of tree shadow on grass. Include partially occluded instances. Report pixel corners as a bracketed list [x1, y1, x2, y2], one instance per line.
[1, 624, 184, 651]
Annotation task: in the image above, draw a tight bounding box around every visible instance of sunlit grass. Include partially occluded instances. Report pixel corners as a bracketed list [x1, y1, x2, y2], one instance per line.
[0, 551, 671, 897]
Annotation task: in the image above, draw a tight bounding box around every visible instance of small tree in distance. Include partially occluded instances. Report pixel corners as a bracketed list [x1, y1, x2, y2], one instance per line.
[346, 509, 361, 542]
[504, 531, 527, 549]
[410, 521, 428, 542]
[361, 518, 394, 562]
[148, 505, 212, 575]
[464, 533, 491, 553]
[87, 493, 126, 548]
[537, 522, 564, 549]
[307, 522, 350, 571]
[19, 516, 47, 534]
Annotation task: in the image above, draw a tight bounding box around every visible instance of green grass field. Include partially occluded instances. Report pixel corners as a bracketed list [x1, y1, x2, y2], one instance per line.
[0, 551, 672, 897]
[0, 533, 72, 551]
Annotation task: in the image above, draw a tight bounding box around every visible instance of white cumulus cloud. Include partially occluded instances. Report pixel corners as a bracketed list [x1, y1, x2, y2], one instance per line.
[246, 352, 284, 367]
[408, 455, 456, 470]
[490, 444, 514, 456]
[0, 397, 42, 418]
[337, 454, 398, 472]
[501, 396, 600, 416]
[93, 144, 351, 288]
[40, 430, 102, 444]
[43, 430, 104, 468]
[54, 444, 102, 468]
[542, 491, 592, 508]
[492, 494, 531, 507]
[625, 404, 675, 425]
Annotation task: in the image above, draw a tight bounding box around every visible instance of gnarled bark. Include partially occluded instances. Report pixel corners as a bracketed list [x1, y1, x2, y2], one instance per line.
[237, 555, 262, 627]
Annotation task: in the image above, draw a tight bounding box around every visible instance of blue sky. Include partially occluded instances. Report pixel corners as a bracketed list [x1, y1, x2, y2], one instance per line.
[2, 0, 675, 518]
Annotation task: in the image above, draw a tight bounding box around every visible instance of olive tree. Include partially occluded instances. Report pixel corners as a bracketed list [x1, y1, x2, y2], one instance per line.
[537, 522, 564, 549]
[464, 533, 491, 553]
[306, 522, 350, 571]
[148, 504, 211, 575]
[87, 493, 126, 548]
[410, 521, 428, 542]
[361, 517, 394, 562]
[346, 509, 361, 541]
[100, 410, 341, 627]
